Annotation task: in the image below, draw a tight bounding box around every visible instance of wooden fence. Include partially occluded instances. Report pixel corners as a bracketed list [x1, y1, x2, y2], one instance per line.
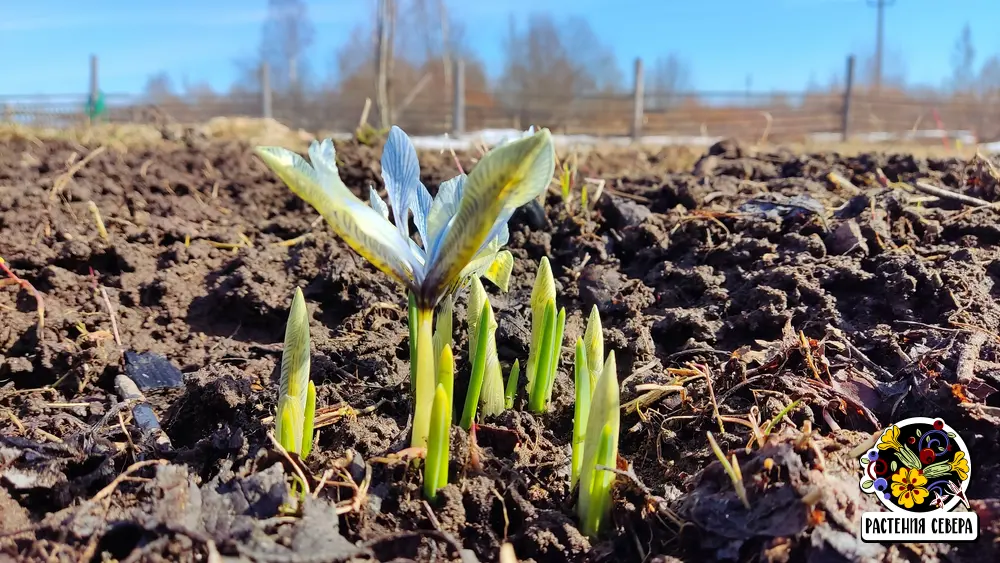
[2, 55, 997, 145]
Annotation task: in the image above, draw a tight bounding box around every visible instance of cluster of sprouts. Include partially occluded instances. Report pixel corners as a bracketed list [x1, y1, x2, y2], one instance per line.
[260, 126, 622, 538]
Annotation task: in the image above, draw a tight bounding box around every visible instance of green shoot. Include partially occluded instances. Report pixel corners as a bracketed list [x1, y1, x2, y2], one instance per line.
[463, 277, 504, 425]
[583, 306, 604, 390]
[706, 431, 750, 510]
[425, 344, 454, 500]
[526, 257, 565, 413]
[761, 398, 802, 437]
[578, 351, 620, 537]
[558, 152, 578, 211]
[570, 338, 591, 488]
[433, 295, 454, 361]
[560, 163, 572, 205]
[504, 359, 520, 409]
[544, 307, 566, 406]
[275, 287, 316, 458]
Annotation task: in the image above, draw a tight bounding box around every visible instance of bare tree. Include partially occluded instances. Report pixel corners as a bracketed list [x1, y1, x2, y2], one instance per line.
[142, 72, 176, 104]
[861, 48, 907, 90]
[978, 56, 1000, 99]
[375, 0, 396, 128]
[647, 54, 692, 110]
[497, 13, 623, 118]
[259, 0, 315, 94]
[951, 23, 976, 94]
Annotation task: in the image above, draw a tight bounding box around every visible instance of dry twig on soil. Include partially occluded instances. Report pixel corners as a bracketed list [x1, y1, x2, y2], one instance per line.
[0, 257, 45, 339]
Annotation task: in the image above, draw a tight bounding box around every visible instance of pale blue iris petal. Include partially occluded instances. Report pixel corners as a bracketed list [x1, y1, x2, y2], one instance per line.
[413, 182, 433, 251]
[478, 208, 515, 256]
[425, 174, 466, 259]
[496, 222, 509, 247]
[381, 126, 422, 241]
[307, 139, 341, 188]
[369, 186, 390, 221]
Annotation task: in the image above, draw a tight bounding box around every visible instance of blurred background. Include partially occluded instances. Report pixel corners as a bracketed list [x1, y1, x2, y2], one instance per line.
[3, 0, 999, 146]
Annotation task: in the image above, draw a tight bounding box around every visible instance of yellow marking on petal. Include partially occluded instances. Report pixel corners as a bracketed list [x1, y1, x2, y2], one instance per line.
[422, 129, 555, 304]
[255, 145, 416, 289]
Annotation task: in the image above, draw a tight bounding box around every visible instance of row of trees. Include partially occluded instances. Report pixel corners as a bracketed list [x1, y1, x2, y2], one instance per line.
[142, 0, 697, 122]
[140, 1, 1000, 135]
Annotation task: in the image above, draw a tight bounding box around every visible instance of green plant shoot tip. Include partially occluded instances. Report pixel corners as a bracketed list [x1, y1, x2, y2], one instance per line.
[544, 307, 566, 405]
[460, 301, 492, 430]
[528, 301, 557, 413]
[504, 359, 520, 409]
[276, 287, 313, 458]
[571, 338, 590, 489]
[435, 344, 454, 491]
[424, 383, 450, 500]
[301, 380, 316, 459]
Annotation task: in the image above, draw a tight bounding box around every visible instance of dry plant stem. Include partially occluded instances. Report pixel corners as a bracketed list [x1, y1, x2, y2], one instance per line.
[912, 181, 990, 206]
[698, 363, 725, 434]
[91, 459, 168, 504]
[114, 374, 172, 453]
[100, 286, 123, 348]
[50, 145, 106, 200]
[0, 258, 45, 337]
[87, 200, 109, 241]
[266, 431, 311, 496]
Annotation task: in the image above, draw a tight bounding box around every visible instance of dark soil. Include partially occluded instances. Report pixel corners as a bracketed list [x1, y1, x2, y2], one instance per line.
[2, 132, 1000, 563]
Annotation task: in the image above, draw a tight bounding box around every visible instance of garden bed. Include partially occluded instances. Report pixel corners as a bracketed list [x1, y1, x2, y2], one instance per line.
[1, 132, 999, 562]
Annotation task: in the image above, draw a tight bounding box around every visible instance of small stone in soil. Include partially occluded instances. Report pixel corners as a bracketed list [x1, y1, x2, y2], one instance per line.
[825, 220, 869, 256]
[603, 195, 652, 229]
[125, 351, 185, 390]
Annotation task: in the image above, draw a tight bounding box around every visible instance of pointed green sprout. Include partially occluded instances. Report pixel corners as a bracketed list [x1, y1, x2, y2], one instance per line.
[433, 295, 454, 362]
[570, 338, 591, 488]
[526, 257, 566, 413]
[425, 344, 454, 500]
[572, 307, 604, 487]
[255, 126, 555, 450]
[461, 278, 503, 428]
[578, 351, 620, 538]
[504, 359, 520, 409]
[275, 287, 316, 458]
[583, 306, 604, 390]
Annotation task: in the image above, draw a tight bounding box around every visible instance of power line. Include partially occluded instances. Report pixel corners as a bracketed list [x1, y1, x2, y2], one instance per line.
[867, 0, 895, 92]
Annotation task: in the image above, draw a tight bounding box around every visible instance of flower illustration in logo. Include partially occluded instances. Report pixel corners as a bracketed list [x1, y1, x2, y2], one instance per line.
[858, 417, 971, 514]
[878, 425, 902, 451]
[890, 467, 928, 509]
[949, 451, 969, 481]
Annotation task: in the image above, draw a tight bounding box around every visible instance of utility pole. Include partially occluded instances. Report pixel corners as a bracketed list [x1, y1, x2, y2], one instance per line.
[867, 0, 894, 92]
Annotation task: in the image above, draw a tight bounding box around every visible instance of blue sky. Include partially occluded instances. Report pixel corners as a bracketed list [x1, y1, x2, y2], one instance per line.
[2, 0, 998, 97]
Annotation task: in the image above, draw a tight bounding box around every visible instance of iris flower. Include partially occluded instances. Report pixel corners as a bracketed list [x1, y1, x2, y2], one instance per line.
[255, 126, 555, 449]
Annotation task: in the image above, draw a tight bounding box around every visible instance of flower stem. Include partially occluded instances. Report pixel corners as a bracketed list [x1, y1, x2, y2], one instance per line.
[410, 307, 436, 450]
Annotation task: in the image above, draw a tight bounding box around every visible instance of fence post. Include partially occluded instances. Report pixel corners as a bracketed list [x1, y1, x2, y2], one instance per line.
[841, 55, 855, 142]
[89, 55, 99, 124]
[452, 59, 466, 136]
[631, 58, 644, 140]
[261, 62, 273, 120]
